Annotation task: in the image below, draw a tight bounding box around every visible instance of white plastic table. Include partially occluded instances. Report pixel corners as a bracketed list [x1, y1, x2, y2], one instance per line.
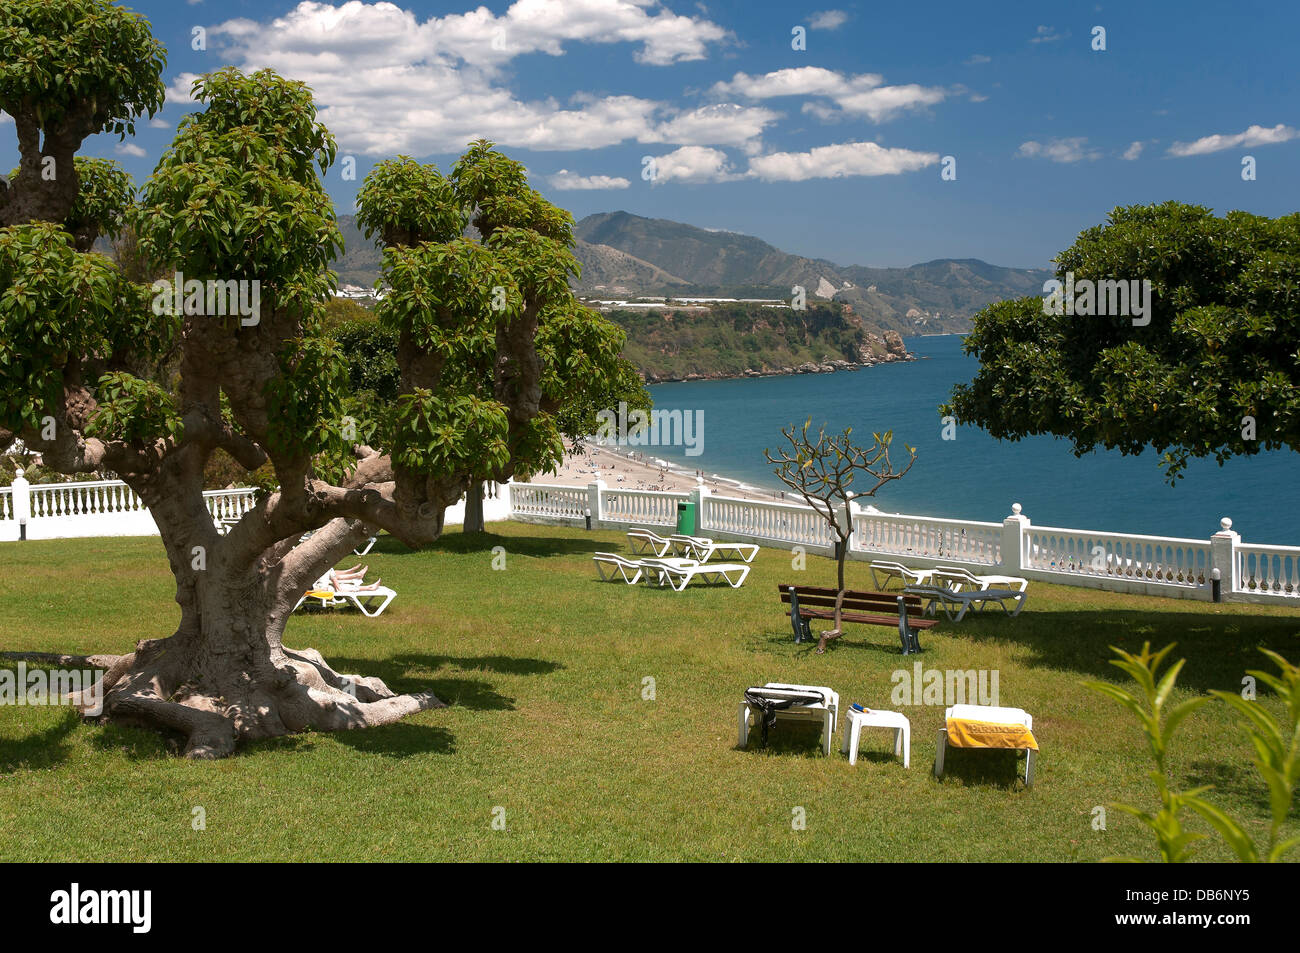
[840, 707, 911, 767]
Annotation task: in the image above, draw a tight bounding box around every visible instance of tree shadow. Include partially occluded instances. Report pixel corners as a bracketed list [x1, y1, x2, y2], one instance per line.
[391, 654, 563, 677]
[367, 531, 603, 559]
[1184, 758, 1276, 818]
[0, 709, 81, 773]
[89, 719, 178, 760]
[929, 609, 1300, 694]
[326, 723, 457, 758]
[327, 652, 561, 712]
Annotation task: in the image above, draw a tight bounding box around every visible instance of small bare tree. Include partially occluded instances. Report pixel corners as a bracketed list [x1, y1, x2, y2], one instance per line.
[765, 419, 915, 653]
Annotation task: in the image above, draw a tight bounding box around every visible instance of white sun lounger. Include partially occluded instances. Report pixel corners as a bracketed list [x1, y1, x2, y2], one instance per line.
[592, 552, 646, 584]
[738, 682, 840, 755]
[294, 581, 397, 617]
[668, 534, 760, 563]
[933, 566, 1029, 593]
[640, 557, 750, 590]
[934, 704, 1037, 786]
[626, 528, 674, 556]
[869, 560, 938, 590]
[903, 583, 1028, 622]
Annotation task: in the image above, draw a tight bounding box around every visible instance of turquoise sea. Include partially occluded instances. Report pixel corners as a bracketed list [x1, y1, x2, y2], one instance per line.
[645, 335, 1300, 544]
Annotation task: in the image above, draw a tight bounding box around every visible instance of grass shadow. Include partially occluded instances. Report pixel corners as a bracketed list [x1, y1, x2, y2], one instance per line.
[953, 609, 1300, 693]
[0, 709, 81, 773]
[368, 531, 603, 559]
[1184, 758, 1275, 818]
[935, 746, 1031, 790]
[327, 722, 457, 758]
[327, 653, 561, 711]
[738, 720, 831, 758]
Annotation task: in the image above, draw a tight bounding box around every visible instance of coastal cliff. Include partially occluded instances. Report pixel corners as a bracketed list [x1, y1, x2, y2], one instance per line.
[604, 300, 916, 384]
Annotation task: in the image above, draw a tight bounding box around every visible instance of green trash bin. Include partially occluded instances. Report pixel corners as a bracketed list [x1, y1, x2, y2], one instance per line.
[676, 501, 696, 536]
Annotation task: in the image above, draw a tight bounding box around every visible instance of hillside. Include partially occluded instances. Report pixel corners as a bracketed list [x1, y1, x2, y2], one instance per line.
[321, 211, 1046, 380]
[575, 210, 845, 295]
[607, 300, 913, 383]
[573, 211, 1050, 333]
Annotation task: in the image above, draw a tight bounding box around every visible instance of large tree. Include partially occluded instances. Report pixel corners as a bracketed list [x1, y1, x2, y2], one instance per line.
[0, 4, 629, 757]
[945, 202, 1300, 481]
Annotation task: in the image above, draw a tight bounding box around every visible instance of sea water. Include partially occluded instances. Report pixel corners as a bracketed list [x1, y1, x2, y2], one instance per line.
[645, 335, 1300, 544]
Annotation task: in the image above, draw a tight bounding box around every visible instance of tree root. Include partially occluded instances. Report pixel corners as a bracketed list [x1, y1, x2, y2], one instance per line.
[17, 644, 446, 759]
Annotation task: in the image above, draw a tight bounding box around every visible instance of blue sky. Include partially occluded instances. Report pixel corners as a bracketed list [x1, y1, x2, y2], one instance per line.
[5, 0, 1297, 268]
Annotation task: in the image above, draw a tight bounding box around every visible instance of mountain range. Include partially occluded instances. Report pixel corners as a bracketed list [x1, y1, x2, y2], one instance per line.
[333, 211, 1049, 336]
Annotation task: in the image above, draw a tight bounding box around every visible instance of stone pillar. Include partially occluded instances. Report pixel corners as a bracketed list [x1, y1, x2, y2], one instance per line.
[11, 467, 31, 523]
[1210, 517, 1240, 596]
[587, 480, 605, 529]
[691, 478, 709, 533]
[1001, 502, 1029, 574]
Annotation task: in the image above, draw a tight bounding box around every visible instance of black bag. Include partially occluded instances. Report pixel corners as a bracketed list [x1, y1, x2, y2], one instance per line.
[743, 688, 824, 747]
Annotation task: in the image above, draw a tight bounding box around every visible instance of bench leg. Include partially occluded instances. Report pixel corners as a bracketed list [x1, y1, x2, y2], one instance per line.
[738, 703, 750, 749]
[823, 710, 833, 756]
[901, 723, 911, 769]
[846, 721, 861, 766]
[1024, 748, 1035, 787]
[934, 728, 948, 778]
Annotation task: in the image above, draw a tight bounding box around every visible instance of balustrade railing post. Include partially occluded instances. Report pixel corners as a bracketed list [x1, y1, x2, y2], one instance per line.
[1001, 502, 1028, 574]
[692, 480, 709, 532]
[1211, 517, 1240, 598]
[11, 468, 31, 526]
[588, 480, 605, 529]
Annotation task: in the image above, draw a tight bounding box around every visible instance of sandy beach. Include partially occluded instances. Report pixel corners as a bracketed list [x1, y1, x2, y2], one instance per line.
[527, 440, 789, 503]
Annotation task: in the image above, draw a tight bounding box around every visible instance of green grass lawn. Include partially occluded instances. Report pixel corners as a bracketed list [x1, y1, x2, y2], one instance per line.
[1, 521, 1297, 862]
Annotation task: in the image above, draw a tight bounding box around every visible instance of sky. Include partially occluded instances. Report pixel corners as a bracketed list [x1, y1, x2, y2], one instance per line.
[4, 0, 1297, 268]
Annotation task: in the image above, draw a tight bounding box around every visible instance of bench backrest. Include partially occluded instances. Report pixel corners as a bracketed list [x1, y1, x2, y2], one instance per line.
[777, 583, 924, 615]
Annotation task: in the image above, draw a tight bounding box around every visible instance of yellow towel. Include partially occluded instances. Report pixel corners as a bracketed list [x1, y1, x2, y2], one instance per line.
[946, 717, 1038, 750]
[305, 590, 336, 600]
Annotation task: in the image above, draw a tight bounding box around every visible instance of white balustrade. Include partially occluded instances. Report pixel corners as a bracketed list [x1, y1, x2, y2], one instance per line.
[852, 511, 1001, 565]
[1025, 525, 1210, 587]
[601, 489, 688, 526]
[28, 479, 148, 518]
[203, 488, 259, 522]
[703, 495, 835, 548]
[1236, 544, 1300, 597]
[508, 483, 589, 521]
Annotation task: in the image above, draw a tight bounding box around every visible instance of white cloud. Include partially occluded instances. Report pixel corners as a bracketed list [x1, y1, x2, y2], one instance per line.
[808, 10, 849, 30]
[712, 67, 946, 122]
[1017, 137, 1099, 163]
[1121, 140, 1144, 161]
[550, 169, 630, 190]
[1167, 123, 1299, 157]
[1030, 25, 1064, 43]
[0, 110, 11, 125]
[115, 143, 147, 158]
[965, 53, 991, 65]
[645, 103, 778, 153]
[746, 140, 938, 181]
[648, 146, 737, 183]
[148, 117, 171, 129]
[164, 1, 739, 155]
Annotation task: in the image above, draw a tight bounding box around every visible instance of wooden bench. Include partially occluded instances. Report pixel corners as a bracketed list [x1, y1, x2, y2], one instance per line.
[777, 584, 935, 654]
